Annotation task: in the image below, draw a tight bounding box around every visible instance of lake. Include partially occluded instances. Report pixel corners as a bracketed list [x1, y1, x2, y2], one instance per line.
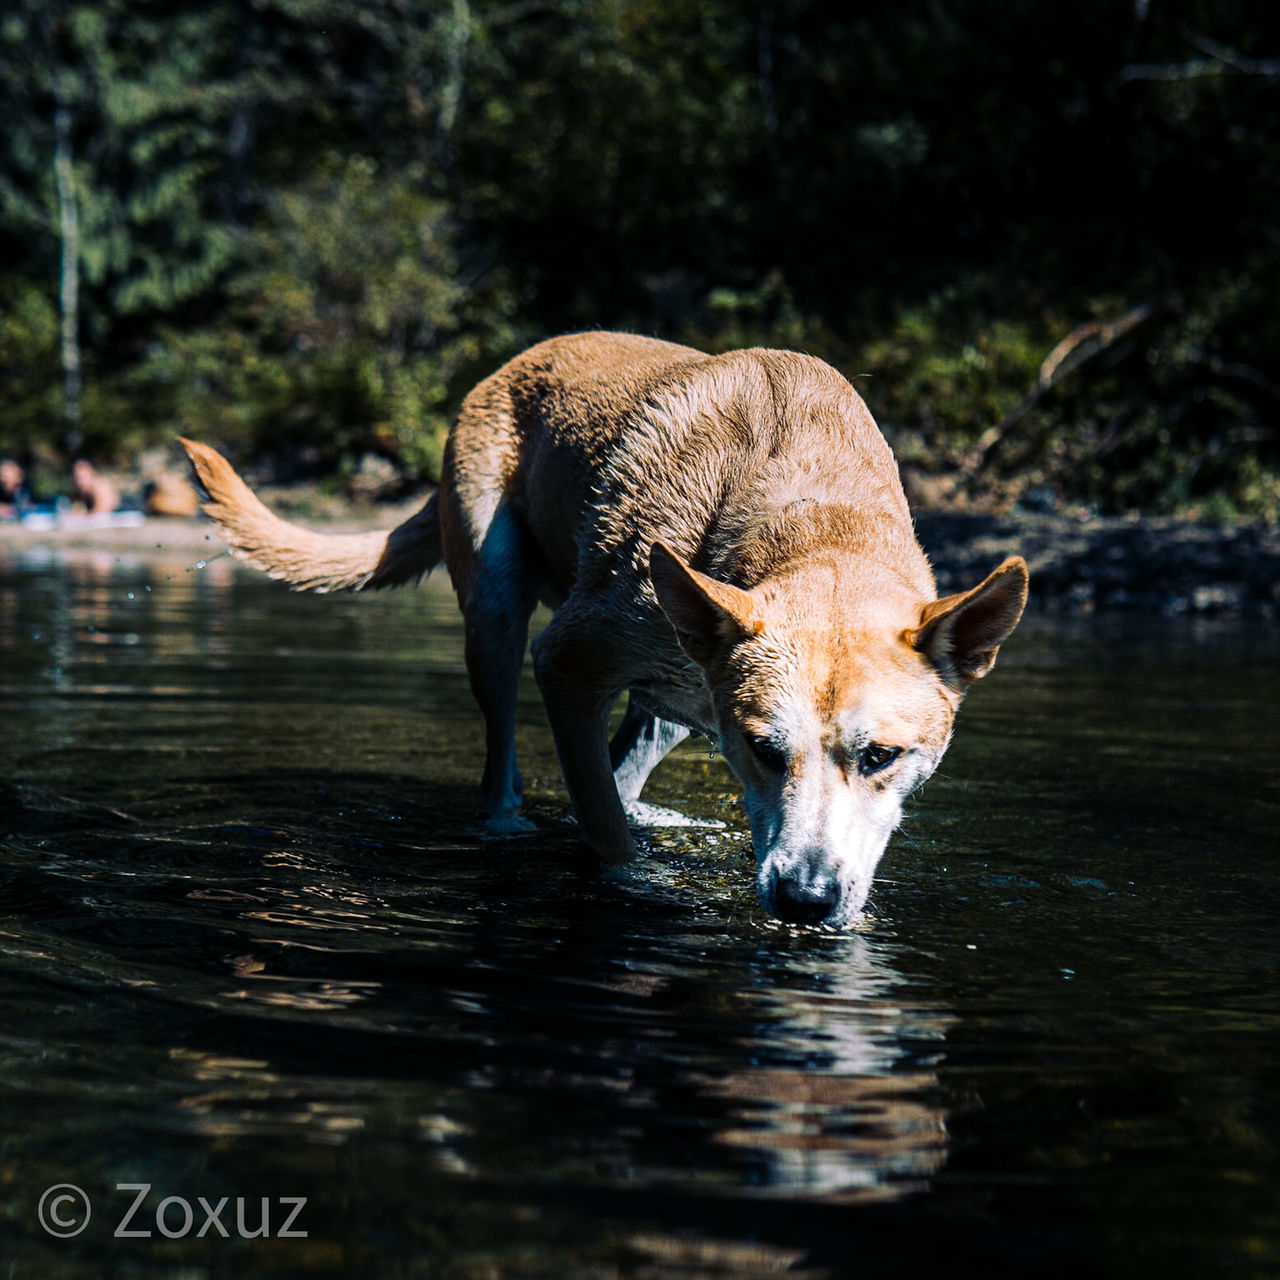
[1, 541, 1277, 1278]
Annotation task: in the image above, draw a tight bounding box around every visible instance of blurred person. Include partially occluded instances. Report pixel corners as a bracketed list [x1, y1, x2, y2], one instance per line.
[143, 468, 199, 517]
[0, 458, 31, 517]
[68, 459, 120, 514]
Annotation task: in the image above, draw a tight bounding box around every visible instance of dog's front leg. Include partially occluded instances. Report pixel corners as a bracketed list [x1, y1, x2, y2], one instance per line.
[608, 699, 728, 830]
[531, 618, 633, 861]
[609, 699, 690, 803]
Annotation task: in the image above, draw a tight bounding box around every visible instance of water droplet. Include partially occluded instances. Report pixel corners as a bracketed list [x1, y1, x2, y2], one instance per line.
[196, 560, 207, 570]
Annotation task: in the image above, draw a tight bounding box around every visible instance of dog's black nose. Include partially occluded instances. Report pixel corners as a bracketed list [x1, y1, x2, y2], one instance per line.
[773, 874, 840, 925]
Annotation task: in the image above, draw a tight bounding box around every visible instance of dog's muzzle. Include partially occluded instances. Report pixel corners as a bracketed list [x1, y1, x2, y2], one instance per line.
[770, 867, 842, 925]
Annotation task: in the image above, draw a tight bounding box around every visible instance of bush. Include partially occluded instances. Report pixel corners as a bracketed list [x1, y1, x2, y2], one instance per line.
[137, 155, 521, 482]
[0, 280, 61, 458]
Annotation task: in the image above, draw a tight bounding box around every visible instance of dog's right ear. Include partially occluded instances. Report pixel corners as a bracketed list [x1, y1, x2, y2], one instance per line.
[650, 541, 763, 668]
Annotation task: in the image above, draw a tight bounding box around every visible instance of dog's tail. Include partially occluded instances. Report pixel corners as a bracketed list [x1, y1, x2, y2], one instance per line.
[179, 438, 442, 592]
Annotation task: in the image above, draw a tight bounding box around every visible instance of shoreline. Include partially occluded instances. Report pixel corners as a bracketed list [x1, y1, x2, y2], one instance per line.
[915, 510, 1280, 618]
[3, 505, 1278, 618]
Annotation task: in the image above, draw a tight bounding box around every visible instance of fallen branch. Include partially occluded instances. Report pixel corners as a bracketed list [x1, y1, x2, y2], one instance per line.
[961, 302, 1159, 475]
[1121, 32, 1280, 82]
[1195, 352, 1280, 403]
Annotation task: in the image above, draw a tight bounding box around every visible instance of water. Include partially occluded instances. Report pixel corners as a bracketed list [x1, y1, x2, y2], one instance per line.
[1, 543, 1278, 1278]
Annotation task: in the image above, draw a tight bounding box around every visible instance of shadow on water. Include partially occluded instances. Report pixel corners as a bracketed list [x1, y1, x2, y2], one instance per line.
[0, 545, 1278, 1278]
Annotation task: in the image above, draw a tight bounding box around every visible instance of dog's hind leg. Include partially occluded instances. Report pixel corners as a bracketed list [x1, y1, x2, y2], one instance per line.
[460, 503, 542, 831]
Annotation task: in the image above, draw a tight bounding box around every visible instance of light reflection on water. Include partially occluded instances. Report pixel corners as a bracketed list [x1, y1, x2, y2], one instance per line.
[0, 543, 1278, 1279]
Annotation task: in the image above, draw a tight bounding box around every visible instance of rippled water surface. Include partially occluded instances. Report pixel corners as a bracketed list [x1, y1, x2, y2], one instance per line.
[1, 543, 1278, 1278]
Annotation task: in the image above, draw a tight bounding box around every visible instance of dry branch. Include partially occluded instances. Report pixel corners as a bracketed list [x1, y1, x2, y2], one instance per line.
[961, 302, 1159, 475]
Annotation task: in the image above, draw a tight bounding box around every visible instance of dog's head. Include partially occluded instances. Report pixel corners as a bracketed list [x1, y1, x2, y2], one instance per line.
[651, 542, 1028, 928]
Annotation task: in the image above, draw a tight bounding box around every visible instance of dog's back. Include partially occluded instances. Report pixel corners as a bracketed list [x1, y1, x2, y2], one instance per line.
[184, 331, 927, 608]
[444, 331, 931, 606]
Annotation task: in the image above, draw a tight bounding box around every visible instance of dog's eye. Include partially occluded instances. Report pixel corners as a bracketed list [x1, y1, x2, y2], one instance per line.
[746, 734, 787, 771]
[859, 744, 901, 775]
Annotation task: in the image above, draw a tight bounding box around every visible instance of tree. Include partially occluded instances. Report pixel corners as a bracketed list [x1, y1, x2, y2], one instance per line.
[140, 153, 520, 479]
[0, 0, 1277, 514]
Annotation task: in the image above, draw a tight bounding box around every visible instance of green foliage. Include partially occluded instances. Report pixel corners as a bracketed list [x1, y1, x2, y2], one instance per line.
[0, 280, 61, 454]
[139, 156, 519, 479]
[860, 289, 1049, 449]
[692, 274, 839, 358]
[0, 0, 1277, 516]
[0, 1, 253, 326]
[1020, 268, 1280, 518]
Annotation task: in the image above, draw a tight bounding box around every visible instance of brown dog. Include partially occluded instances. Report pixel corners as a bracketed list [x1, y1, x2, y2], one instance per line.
[182, 331, 1027, 927]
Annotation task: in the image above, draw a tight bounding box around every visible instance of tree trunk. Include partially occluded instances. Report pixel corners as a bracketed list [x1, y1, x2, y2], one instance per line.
[54, 97, 82, 453]
[436, 0, 470, 171]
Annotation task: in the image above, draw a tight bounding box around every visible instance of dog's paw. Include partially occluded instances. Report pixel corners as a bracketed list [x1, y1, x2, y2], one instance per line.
[481, 811, 538, 837]
[623, 801, 727, 830]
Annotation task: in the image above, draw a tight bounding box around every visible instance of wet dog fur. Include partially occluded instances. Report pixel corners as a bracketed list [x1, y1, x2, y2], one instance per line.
[181, 331, 1028, 927]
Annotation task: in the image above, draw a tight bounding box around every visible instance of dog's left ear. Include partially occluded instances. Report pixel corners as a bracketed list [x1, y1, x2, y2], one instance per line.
[650, 541, 763, 668]
[907, 557, 1029, 689]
